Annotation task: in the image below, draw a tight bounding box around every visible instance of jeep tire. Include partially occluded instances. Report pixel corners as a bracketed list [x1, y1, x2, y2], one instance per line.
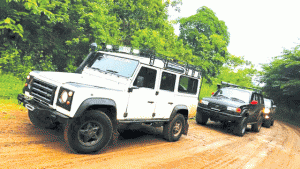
[252, 116, 263, 132]
[163, 114, 185, 142]
[196, 110, 208, 125]
[64, 110, 113, 154]
[28, 110, 56, 129]
[233, 117, 247, 136]
[263, 120, 271, 128]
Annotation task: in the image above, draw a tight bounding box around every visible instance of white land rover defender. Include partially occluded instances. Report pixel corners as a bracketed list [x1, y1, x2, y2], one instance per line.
[18, 43, 202, 154]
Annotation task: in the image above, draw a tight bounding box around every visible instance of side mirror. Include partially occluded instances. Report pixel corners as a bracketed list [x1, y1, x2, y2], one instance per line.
[250, 100, 258, 105]
[136, 76, 144, 87]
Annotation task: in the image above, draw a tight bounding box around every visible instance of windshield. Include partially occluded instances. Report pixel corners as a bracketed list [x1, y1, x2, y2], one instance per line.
[264, 99, 272, 108]
[214, 88, 251, 103]
[89, 54, 139, 78]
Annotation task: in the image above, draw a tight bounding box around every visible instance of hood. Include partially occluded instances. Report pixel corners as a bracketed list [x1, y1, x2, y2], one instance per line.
[203, 96, 247, 108]
[30, 71, 129, 90]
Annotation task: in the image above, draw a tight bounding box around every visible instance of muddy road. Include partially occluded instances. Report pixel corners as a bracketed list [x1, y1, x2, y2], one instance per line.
[1, 109, 300, 169]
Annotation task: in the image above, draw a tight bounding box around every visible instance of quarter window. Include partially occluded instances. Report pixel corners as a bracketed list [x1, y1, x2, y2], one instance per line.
[178, 76, 198, 94]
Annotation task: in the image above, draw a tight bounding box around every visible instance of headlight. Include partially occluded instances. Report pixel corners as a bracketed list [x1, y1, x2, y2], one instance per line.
[57, 87, 75, 111]
[201, 100, 209, 105]
[59, 90, 68, 103]
[264, 108, 270, 114]
[228, 107, 241, 113]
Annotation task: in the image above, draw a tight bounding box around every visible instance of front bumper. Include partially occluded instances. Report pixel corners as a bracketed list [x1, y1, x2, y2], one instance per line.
[198, 106, 243, 123]
[18, 94, 70, 124]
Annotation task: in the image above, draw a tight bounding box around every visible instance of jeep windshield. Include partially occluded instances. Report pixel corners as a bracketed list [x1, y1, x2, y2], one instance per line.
[214, 88, 251, 103]
[89, 54, 139, 78]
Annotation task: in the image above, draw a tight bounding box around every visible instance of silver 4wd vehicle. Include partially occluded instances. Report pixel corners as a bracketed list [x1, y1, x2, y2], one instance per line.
[18, 44, 202, 154]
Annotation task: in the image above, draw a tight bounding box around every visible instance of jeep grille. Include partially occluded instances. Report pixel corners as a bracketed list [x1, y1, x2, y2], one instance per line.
[31, 78, 57, 105]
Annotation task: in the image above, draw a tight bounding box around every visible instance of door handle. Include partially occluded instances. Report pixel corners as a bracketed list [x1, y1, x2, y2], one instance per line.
[168, 102, 173, 105]
[155, 91, 159, 95]
[148, 101, 154, 104]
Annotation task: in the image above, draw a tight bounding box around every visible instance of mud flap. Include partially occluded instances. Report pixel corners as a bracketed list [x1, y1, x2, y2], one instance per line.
[183, 120, 189, 135]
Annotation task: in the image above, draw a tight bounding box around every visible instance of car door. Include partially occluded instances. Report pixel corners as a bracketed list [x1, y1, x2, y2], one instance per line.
[126, 66, 158, 119]
[154, 71, 177, 118]
[249, 93, 259, 122]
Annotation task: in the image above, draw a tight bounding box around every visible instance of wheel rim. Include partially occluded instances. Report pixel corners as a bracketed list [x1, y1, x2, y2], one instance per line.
[78, 121, 104, 146]
[172, 120, 182, 137]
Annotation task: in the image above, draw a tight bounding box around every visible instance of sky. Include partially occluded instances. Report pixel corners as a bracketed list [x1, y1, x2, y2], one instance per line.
[168, 0, 300, 70]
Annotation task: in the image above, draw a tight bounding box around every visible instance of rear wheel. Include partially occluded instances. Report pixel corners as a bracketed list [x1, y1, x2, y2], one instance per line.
[196, 110, 208, 125]
[163, 114, 185, 142]
[64, 110, 113, 154]
[252, 116, 263, 132]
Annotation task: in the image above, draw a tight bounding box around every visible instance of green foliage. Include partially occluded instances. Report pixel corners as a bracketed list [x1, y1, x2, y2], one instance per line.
[0, 72, 24, 101]
[179, 6, 230, 81]
[200, 55, 258, 99]
[261, 43, 300, 108]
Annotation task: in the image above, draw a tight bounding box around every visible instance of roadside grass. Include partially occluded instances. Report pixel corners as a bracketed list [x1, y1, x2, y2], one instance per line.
[274, 106, 300, 127]
[0, 73, 26, 119]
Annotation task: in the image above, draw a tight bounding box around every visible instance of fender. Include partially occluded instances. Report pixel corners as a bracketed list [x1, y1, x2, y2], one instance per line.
[169, 105, 189, 121]
[73, 98, 116, 118]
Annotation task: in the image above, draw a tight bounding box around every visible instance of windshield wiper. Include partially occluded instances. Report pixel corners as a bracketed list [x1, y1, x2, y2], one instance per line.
[216, 95, 229, 99]
[106, 69, 118, 74]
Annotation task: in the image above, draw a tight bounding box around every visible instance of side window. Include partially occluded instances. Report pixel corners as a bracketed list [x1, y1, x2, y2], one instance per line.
[160, 72, 176, 92]
[133, 67, 157, 89]
[178, 76, 198, 94]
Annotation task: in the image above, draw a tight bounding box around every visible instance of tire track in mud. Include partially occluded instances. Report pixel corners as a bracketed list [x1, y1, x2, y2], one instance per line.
[1, 112, 300, 169]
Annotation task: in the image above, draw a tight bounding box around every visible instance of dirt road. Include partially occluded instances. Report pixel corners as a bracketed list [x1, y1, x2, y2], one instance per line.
[1, 109, 300, 169]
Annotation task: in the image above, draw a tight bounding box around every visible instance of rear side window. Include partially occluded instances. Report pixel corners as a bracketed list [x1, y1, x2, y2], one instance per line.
[178, 76, 198, 94]
[160, 72, 176, 92]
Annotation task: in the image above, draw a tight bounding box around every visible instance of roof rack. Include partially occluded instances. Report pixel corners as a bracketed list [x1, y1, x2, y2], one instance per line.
[101, 45, 202, 79]
[219, 81, 261, 93]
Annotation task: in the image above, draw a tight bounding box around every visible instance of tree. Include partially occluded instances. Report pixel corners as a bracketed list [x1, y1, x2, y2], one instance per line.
[179, 6, 230, 81]
[261, 43, 300, 108]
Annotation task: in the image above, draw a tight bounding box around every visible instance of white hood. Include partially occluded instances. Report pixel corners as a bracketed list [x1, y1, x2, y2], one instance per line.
[30, 71, 130, 90]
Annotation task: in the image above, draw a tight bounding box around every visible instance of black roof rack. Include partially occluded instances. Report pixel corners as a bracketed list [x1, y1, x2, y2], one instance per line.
[101, 45, 202, 78]
[219, 81, 261, 93]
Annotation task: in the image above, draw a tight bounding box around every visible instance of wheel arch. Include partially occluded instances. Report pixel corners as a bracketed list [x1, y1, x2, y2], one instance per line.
[73, 98, 117, 126]
[169, 105, 189, 121]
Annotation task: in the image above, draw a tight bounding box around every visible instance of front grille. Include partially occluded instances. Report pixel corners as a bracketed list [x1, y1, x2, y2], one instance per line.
[208, 103, 227, 111]
[31, 78, 57, 105]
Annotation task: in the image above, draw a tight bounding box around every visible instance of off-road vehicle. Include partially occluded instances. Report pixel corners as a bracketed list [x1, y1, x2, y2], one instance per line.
[262, 98, 276, 128]
[196, 81, 264, 136]
[18, 43, 202, 154]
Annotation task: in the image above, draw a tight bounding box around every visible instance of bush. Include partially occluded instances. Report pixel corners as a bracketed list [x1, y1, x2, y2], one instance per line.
[0, 73, 24, 101]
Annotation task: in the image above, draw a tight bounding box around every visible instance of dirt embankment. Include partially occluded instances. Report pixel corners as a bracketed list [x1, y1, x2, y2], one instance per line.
[1, 109, 300, 169]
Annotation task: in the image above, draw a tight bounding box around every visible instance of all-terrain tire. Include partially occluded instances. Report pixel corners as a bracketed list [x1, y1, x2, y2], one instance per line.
[64, 110, 113, 154]
[28, 110, 56, 129]
[233, 117, 247, 136]
[252, 116, 263, 132]
[264, 120, 271, 128]
[163, 114, 185, 142]
[196, 110, 208, 125]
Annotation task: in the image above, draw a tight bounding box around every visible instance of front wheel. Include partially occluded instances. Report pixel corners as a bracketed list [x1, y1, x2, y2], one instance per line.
[163, 114, 185, 142]
[252, 116, 263, 132]
[64, 110, 113, 154]
[28, 110, 56, 129]
[233, 117, 247, 136]
[195, 110, 208, 125]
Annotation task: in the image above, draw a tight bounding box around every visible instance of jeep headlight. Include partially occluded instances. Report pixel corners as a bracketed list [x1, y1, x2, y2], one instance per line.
[59, 90, 69, 103]
[57, 87, 74, 111]
[264, 108, 270, 114]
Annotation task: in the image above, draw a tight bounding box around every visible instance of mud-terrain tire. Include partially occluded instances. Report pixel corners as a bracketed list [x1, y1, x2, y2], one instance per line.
[264, 120, 271, 128]
[163, 114, 185, 142]
[28, 110, 56, 129]
[233, 117, 247, 136]
[64, 110, 113, 154]
[196, 110, 208, 125]
[252, 116, 263, 132]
